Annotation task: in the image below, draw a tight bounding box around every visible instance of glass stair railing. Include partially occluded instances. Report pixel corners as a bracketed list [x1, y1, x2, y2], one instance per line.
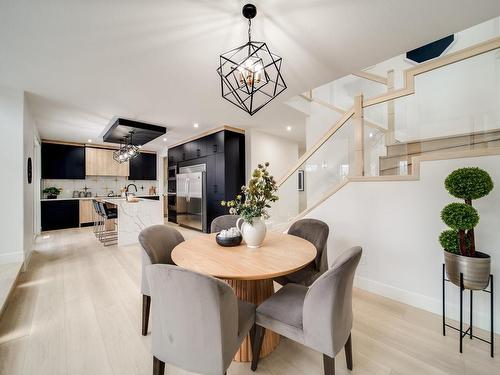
[273, 27, 500, 229]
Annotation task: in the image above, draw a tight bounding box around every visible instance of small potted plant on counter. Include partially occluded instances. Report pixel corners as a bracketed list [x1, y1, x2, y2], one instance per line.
[439, 167, 494, 290]
[43, 187, 62, 199]
[221, 162, 279, 248]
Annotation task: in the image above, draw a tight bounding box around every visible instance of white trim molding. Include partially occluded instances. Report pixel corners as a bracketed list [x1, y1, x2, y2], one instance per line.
[0, 251, 24, 265]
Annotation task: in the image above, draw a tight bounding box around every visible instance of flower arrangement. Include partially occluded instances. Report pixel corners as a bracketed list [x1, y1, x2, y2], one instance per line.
[221, 162, 279, 224]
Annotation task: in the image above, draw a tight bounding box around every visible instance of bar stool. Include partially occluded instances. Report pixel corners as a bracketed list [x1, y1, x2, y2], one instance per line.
[92, 200, 102, 237]
[92, 200, 118, 246]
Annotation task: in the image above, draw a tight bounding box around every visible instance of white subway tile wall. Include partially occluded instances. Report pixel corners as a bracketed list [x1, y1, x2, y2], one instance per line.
[41, 176, 158, 198]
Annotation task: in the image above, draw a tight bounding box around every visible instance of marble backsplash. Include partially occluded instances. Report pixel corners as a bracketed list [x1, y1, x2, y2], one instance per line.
[42, 176, 159, 198]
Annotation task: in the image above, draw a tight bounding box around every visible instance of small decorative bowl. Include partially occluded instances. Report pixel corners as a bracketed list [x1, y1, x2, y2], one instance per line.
[216, 233, 243, 247]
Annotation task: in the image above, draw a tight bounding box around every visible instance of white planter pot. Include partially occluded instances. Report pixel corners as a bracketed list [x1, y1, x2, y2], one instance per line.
[236, 217, 267, 248]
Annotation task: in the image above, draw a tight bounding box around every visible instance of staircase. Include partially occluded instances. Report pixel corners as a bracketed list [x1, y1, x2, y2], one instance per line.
[272, 35, 500, 228]
[379, 129, 500, 176]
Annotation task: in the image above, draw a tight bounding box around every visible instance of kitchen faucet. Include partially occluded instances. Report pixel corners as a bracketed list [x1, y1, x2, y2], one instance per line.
[125, 183, 138, 194]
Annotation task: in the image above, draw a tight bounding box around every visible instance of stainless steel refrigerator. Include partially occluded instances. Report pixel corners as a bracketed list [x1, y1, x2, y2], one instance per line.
[176, 164, 207, 232]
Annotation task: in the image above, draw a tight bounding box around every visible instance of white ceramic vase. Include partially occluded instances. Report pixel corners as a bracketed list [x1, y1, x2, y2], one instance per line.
[236, 217, 267, 248]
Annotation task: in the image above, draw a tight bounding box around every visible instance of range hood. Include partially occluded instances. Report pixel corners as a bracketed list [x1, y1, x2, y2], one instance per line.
[102, 118, 166, 146]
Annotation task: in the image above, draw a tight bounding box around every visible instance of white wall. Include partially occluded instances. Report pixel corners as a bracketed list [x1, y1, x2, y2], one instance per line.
[0, 86, 25, 264]
[23, 94, 39, 261]
[246, 129, 299, 225]
[0, 87, 40, 265]
[305, 154, 500, 333]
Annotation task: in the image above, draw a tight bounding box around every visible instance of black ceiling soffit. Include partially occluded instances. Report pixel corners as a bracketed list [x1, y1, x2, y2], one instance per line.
[406, 35, 454, 63]
[103, 118, 166, 146]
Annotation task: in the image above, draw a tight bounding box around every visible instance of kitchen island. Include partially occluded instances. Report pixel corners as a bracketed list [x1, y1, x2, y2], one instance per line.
[102, 197, 163, 246]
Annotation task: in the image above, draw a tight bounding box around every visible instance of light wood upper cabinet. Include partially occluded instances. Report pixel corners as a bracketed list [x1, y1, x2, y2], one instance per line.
[116, 156, 129, 176]
[85, 147, 129, 176]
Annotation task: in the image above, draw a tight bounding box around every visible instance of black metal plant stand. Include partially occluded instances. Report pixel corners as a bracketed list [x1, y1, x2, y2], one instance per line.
[442, 264, 494, 357]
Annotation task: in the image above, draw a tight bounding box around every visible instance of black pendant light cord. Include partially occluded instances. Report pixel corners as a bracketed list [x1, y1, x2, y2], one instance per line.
[248, 19, 252, 43]
[247, 19, 252, 55]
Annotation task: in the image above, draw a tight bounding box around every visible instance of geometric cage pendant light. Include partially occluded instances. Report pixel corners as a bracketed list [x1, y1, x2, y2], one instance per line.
[217, 4, 286, 116]
[113, 131, 140, 163]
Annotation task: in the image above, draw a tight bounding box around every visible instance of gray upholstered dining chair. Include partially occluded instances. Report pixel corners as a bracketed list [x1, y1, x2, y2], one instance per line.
[252, 246, 362, 375]
[275, 218, 330, 286]
[146, 264, 256, 375]
[139, 225, 185, 336]
[210, 214, 240, 233]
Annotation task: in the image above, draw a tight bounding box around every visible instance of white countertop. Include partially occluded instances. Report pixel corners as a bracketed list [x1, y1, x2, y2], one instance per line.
[102, 195, 163, 246]
[102, 197, 161, 205]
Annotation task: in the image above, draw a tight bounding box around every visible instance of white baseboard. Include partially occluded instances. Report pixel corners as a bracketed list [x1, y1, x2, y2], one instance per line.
[0, 251, 24, 265]
[22, 250, 32, 271]
[355, 276, 498, 334]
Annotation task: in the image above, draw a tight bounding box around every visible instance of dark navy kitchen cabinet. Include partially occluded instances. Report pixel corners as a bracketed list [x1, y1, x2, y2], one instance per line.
[41, 200, 80, 231]
[41, 142, 86, 179]
[205, 131, 225, 155]
[167, 129, 245, 232]
[129, 152, 157, 180]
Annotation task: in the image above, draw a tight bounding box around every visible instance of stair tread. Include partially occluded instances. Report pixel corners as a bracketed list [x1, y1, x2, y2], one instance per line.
[384, 128, 500, 148]
[381, 137, 500, 161]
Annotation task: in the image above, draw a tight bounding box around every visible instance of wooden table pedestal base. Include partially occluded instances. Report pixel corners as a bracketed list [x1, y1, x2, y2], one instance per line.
[225, 279, 280, 362]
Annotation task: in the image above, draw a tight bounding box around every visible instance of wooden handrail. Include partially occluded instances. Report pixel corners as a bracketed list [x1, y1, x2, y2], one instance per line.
[353, 71, 388, 85]
[300, 94, 344, 114]
[299, 94, 387, 133]
[277, 109, 354, 186]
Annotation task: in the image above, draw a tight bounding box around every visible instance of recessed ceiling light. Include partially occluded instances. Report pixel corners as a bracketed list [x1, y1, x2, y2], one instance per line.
[88, 139, 92, 143]
[163, 137, 167, 142]
[369, 132, 373, 138]
[193, 123, 199, 128]
[286, 126, 292, 131]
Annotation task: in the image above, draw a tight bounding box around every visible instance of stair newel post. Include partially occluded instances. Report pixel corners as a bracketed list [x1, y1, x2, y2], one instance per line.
[353, 94, 365, 176]
[385, 69, 396, 146]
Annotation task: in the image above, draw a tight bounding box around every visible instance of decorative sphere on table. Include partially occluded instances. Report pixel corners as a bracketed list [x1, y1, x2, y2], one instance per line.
[216, 227, 243, 247]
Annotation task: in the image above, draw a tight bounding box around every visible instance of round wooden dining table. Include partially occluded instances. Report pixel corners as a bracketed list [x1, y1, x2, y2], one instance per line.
[171, 231, 316, 362]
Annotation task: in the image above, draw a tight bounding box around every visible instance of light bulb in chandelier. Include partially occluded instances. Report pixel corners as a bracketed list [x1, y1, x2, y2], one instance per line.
[238, 56, 264, 87]
[113, 131, 140, 163]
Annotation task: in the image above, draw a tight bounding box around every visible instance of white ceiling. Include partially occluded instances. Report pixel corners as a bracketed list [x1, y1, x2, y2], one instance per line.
[1, 0, 499, 151]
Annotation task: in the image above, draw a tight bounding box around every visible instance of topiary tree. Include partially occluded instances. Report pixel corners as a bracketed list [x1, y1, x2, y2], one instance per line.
[439, 229, 460, 254]
[445, 167, 493, 203]
[440, 167, 493, 257]
[440, 203, 479, 255]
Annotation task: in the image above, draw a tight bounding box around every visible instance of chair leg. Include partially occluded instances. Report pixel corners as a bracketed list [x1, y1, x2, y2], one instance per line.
[142, 295, 151, 336]
[251, 325, 265, 371]
[345, 333, 353, 370]
[323, 354, 335, 375]
[249, 324, 256, 352]
[153, 356, 165, 375]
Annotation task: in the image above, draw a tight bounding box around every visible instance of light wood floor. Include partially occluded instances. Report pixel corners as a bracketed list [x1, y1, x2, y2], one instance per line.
[0, 226, 498, 375]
